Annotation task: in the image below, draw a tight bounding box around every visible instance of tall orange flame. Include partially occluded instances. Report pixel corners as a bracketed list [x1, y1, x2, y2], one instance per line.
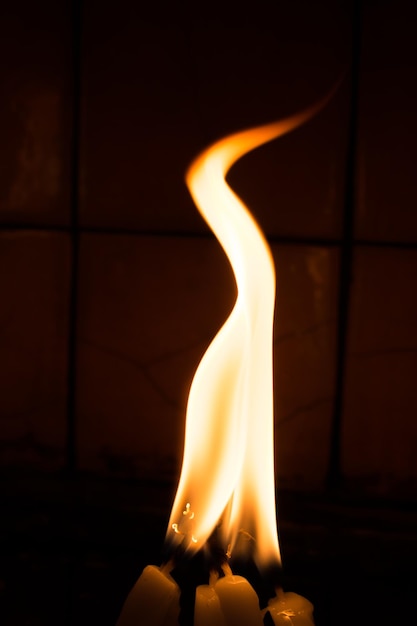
[167, 98, 332, 572]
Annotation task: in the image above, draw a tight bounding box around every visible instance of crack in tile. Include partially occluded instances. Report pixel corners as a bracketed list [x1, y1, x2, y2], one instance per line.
[274, 318, 335, 345]
[349, 347, 417, 358]
[277, 396, 333, 427]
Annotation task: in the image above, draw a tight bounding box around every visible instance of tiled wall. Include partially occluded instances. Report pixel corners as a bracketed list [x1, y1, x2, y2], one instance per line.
[1, 0, 416, 497]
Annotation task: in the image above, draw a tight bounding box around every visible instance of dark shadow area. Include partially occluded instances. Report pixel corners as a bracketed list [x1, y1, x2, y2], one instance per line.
[1, 471, 416, 625]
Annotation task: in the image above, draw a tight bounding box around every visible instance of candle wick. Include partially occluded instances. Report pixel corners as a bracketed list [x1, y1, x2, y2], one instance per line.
[221, 562, 233, 577]
[160, 560, 175, 576]
[208, 570, 219, 587]
[275, 586, 285, 601]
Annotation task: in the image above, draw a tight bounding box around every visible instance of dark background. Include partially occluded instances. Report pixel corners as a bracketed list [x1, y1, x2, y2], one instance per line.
[1, 0, 416, 624]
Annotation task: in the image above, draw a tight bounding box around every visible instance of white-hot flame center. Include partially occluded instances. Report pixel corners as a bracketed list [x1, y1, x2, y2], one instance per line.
[167, 103, 327, 571]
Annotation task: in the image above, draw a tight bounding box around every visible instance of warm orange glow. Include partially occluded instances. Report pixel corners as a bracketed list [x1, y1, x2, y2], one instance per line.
[167, 100, 330, 572]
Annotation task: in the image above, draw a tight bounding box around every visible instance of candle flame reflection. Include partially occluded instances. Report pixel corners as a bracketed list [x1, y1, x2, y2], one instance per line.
[166, 97, 332, 572]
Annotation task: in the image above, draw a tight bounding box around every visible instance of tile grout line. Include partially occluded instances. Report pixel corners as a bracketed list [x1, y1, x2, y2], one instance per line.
[1, 222, 416, 249]
[326, 0, 363, 490]
[66, 0, 83, 479]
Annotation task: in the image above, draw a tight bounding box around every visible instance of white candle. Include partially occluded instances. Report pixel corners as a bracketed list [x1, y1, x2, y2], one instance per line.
[116, 564, 180, 626]
[265, 590, 315, 626]
[214, 574, 264, 626]
[194, 584, 227, 626]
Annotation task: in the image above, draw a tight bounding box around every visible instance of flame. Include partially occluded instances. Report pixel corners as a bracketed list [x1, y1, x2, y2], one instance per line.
[167, 98, 332, 572]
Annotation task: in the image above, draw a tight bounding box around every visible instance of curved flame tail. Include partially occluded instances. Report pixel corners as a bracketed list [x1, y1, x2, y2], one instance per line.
[167, 93, 334, 571]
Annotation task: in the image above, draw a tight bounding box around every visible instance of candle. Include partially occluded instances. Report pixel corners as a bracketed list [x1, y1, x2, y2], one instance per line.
[215, 574, 264, 626]
[116, 564, 180, 626]
[265, 590, 315, 626]
[194, 584, 227, 626]
[194, 564, 264, 626]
